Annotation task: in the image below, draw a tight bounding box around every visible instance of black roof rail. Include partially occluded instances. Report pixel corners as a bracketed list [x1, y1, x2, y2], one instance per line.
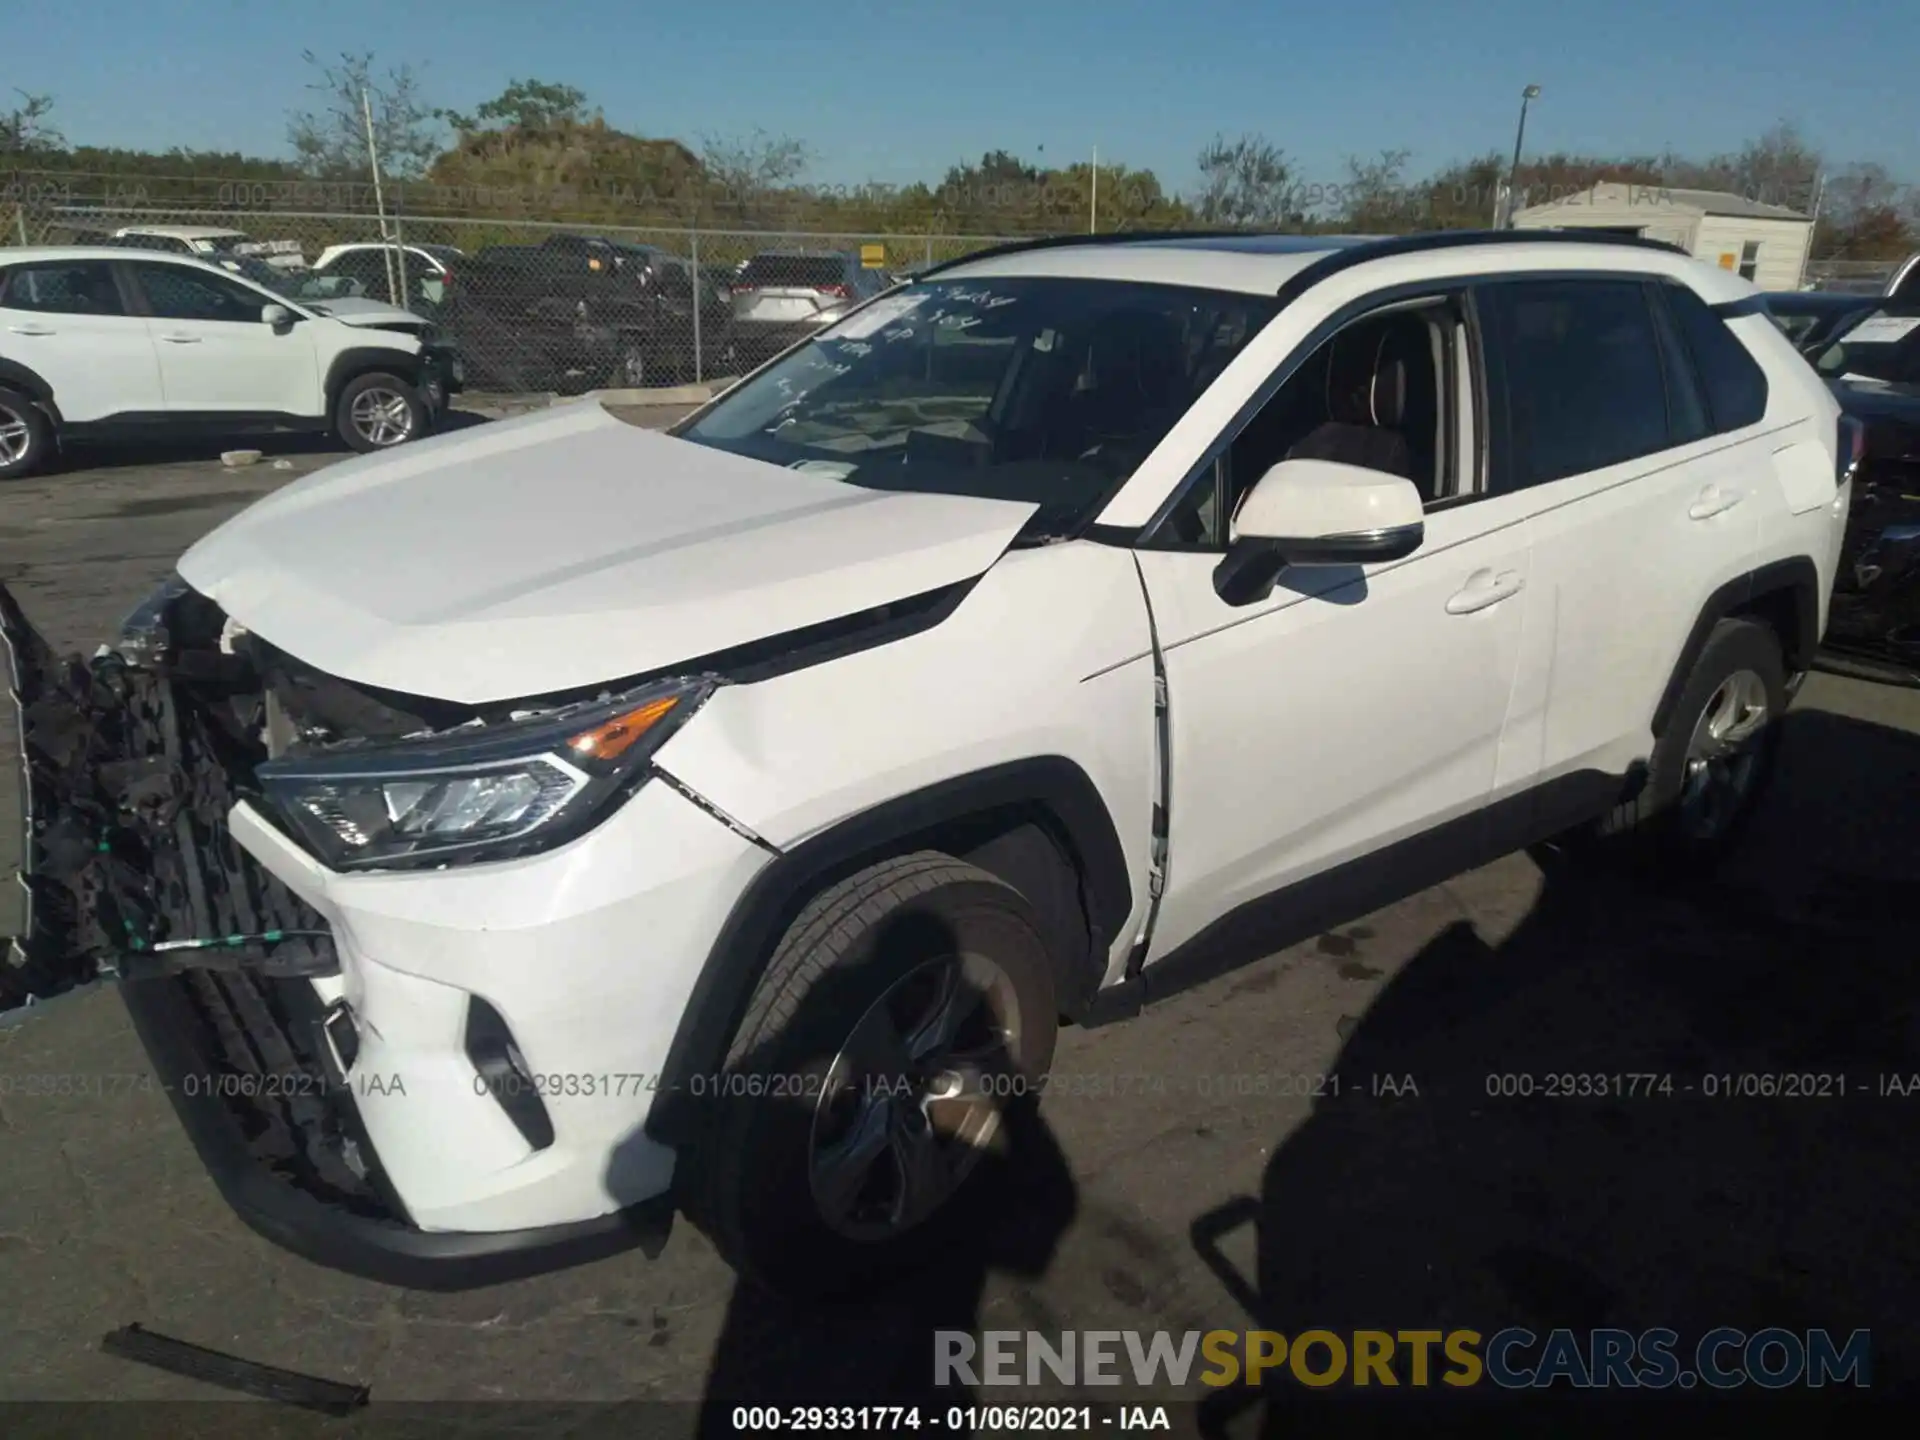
[915, 225, 1692, 289]
[912, 229, 1274, 281]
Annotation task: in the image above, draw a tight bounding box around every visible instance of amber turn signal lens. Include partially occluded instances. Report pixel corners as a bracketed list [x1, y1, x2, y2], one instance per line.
[564, 695, 680, 762]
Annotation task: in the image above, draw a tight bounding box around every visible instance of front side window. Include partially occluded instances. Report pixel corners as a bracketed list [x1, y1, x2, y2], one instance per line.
[133, 262, 275, 323]
[679, 276, 1280, 537]
[0, 261, 126, 316]
[1480, 279, 1671, 491]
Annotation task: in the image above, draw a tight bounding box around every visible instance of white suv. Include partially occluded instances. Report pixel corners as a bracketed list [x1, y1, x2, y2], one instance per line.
[1, 230, 1851, 1297]
[0, 247, 461, 479]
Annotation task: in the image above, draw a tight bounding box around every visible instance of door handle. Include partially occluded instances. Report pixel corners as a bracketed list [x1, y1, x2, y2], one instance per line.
[1688, 486, 1745, 520]
[1445, 569, 1525, 615]
[157, 333, 202, 344]
[6, 325, 54, 336]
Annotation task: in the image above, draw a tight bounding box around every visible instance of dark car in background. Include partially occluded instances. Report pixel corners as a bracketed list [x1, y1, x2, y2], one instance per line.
[1761, 291, 1882, 356]
[728, 250, 894, 366]
[1810, 303, 1920, 684]
[449, 234, 730, 391]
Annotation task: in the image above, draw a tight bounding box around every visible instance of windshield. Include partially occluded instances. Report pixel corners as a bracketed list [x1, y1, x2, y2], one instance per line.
[1813, 307, 1920, 382]
[224, 257, 364, 304]
[678, 276, 1280, 536]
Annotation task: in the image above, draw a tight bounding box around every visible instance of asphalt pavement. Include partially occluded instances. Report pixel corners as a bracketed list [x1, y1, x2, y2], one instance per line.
[2, 408, 1919, 1429]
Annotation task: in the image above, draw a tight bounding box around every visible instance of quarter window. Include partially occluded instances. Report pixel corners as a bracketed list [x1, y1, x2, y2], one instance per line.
[1664, 283, 1769, 432]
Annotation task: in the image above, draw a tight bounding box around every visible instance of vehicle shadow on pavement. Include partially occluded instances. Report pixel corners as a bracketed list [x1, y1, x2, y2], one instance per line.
[1187, 704, 1920, 1432]
[55, 409, 492, 472]
[677, 944, 1080, 1437]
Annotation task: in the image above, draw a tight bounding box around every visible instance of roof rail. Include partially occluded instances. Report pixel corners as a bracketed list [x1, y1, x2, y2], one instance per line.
[914, 225, 1691, 287]
[912, 229, 1268, 281]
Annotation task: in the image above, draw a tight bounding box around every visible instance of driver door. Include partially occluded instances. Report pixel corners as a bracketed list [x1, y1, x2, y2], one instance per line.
[124, 260, 322, 417]
[1135, 289, 1536, 962]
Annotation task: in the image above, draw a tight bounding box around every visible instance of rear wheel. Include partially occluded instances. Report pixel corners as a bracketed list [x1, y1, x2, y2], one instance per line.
[1594, 617, 1786, 875]
[679, 852, 1059, 1298]
[0, 387, 53, 481]
[335, 372, 426, 453]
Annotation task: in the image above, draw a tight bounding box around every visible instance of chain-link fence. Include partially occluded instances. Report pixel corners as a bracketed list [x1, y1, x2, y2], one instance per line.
[5, 171, 1913, 393]
[3, 178, 1031, 394]
[1801, 258, 1902, 294]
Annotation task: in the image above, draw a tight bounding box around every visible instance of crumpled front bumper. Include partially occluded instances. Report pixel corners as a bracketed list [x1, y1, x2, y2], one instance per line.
[1, 582, 672, 1287]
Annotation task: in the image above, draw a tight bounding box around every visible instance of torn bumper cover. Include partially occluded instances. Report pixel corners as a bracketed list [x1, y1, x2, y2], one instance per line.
[1, 581, 670, 1288]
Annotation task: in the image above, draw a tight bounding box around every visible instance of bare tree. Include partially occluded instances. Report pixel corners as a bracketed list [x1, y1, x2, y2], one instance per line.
[1193, 134, 1298, 229]
[1, 90, 63, 154]
[287, 52, 442, 180]
[699, 128, 812, 215]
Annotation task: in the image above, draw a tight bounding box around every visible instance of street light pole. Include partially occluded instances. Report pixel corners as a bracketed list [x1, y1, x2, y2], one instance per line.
[1499, 84, 1541, 229]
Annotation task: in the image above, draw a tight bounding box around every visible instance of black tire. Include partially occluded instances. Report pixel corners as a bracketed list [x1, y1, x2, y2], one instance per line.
[678, 851, 1060, 1298]
[0, 386, 54, 481]
[1593, 617, 1787, 875]
[334, 372, 427, 453]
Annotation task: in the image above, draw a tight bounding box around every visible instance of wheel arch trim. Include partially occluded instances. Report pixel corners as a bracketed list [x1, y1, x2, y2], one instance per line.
[644, 755, 1132, 1148]
[1651, 556, 1819, 738]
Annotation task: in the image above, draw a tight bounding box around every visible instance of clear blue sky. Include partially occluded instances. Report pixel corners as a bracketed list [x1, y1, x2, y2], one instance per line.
[7, 0, 1915, 191]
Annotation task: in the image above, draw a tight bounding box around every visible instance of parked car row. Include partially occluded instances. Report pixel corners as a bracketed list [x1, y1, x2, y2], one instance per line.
[40, 223, 910, 395]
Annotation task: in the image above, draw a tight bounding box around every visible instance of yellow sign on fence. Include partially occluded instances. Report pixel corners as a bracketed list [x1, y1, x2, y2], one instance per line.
[860, 243, 887, 269]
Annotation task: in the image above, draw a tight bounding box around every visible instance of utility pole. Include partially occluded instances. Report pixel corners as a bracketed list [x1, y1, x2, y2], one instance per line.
[1090, 146, 1099, 234]
[1498, 84, 1542, 229]
[361, 88, 403, 306]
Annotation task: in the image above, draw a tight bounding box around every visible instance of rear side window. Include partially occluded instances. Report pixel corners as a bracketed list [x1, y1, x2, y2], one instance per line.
[0, 261, 126, 315]
[1480, 279, 1671, 491]
[1663, 284, 1769, 432]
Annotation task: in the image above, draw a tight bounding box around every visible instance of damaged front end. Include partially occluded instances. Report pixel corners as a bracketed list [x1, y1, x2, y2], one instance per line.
[3, 577, 338, 1007]
[1, 576, 433, 1261]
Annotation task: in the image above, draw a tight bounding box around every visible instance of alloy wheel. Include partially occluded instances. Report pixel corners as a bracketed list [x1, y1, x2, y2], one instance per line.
[1677, 667, 1771, 840]
[0, 402, 32, 467]
[808, 951, 1025, 1242]
[349, 388, 415, 447]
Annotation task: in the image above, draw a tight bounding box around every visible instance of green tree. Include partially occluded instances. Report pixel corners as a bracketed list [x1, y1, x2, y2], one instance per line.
[440, 79, 593, 137]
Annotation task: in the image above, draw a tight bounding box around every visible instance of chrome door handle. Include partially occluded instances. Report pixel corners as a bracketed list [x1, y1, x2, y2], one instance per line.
[6, 324, 54, 336]
[1446, 569, 1525, 615]
[1688, 486, 1745, 520]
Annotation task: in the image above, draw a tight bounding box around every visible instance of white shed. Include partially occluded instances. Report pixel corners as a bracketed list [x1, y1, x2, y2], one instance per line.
[1511, 182, 1813, 291]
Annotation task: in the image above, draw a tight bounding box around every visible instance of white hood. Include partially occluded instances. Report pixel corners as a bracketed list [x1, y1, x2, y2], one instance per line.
[178, 402, 1038, 704]
[311, 298, 426, 327]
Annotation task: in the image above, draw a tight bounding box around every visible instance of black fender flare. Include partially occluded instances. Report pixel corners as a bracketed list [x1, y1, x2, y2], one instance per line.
[645, 756, 1133, 1147]
[323, 347, 425, 416]
[0, 358, 63, 425]
[1651, 556, 1820, 738]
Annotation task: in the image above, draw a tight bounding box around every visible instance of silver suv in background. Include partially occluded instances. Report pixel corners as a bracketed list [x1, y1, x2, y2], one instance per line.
[728, 249, 893, 365]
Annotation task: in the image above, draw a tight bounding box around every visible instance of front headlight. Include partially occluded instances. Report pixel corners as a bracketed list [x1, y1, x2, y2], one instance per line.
[257, 675, 715, 870]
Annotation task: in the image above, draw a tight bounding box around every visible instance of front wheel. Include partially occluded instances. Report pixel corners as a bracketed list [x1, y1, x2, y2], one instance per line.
[678, 852, 1060, 1298]
[335, 372, 427, 453]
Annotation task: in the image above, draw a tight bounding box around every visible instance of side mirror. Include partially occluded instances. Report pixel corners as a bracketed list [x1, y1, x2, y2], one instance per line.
[1213, 458, 1425, 606]
[1233, 458, 1426, 564]
[260, 303, 293, 328]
